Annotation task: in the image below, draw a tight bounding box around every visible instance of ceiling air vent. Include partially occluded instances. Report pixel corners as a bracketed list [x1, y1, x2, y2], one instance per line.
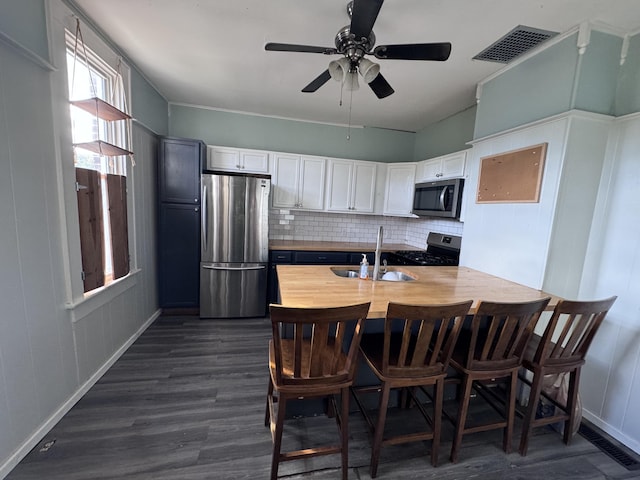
[473, 25, 558, 63]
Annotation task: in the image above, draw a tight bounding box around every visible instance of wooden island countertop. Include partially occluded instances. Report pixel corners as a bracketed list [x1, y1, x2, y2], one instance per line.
[275, 265, 560, 318]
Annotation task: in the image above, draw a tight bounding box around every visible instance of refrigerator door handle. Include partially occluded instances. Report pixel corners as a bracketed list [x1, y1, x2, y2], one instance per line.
[202, 265, 266, 271]
[202, 183, 208, 253]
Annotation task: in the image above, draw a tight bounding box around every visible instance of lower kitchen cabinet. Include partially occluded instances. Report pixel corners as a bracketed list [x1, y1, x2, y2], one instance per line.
[158, 201, 201, 308]
[268, 250, 292, 305]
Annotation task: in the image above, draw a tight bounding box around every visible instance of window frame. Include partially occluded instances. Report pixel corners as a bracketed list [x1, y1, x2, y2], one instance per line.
[48, 0, 138, 316]
[66, 30, 129, 290]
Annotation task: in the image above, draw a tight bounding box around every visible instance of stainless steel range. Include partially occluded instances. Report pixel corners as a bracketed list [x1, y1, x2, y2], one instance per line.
[394, 232, 461, 266]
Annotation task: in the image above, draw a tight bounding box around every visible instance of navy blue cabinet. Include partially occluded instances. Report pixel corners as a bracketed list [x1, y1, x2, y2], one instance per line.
[158, 137, 205, 309]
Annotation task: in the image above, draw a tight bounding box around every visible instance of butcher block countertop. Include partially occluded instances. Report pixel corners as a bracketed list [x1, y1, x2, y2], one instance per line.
[269, 240, 417, 252]
[276, 265, 559, 318]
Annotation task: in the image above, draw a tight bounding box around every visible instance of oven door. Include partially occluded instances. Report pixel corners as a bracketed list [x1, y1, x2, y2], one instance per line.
[412, 178, 464, 218]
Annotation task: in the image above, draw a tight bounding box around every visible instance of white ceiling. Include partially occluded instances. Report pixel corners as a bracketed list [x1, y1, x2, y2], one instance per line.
[73, 0, 640, 133]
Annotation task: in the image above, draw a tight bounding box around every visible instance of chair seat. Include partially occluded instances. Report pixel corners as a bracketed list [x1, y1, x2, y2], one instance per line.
[450, 330, 520, 374]
[361, 332, 447, 380]
[521, 334, 586, 371]
[269, 340, 351, 394]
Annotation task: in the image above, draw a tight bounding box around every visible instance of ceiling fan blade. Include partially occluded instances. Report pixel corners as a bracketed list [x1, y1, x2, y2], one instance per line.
[350, 0, 384, 40]
[373, 42, 452, 61]
[302, 70, 332, 93]
[367, 73, 394, 99]
[265, 42, 337, 55]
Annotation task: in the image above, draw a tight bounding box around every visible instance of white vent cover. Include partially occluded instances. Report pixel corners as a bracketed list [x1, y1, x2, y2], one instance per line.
[473, 25, 558, 63]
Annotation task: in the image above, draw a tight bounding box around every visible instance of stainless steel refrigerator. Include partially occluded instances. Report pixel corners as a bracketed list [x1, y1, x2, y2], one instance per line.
[200, 173, 270, 318]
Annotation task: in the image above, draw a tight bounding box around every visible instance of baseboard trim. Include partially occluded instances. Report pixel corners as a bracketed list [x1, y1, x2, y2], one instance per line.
[0, 309, 161, 479]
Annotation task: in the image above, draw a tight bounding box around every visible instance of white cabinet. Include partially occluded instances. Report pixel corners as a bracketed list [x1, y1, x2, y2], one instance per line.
[383, 163, 417, 217]
[416, 150, 467, 182]
[207, 146, 269, 173]
[271, 154, 325, 210]
[326, 159, 376, 213]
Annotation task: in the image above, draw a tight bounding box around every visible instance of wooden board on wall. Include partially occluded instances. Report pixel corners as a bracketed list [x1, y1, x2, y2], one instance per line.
[477, 143, 547, 203]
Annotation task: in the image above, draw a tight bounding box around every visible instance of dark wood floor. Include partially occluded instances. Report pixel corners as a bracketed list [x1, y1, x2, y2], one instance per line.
[6, 315, 640, 479]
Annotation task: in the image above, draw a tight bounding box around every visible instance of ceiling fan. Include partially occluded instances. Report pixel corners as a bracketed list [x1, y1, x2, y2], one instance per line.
[265, 0, 451, 99]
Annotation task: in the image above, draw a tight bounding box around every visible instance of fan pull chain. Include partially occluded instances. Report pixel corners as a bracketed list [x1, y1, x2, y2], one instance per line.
[347, 87, 354, 141]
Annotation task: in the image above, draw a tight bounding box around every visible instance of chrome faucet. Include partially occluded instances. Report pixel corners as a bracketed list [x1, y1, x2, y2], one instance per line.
[372, 225, 383, 281]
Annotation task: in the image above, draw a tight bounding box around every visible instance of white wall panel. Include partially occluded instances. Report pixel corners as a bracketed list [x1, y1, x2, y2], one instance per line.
[600, 323, 640, 429]
[461, 117, 569, 289]
[0, 44, 53, 449]
[580, 115, 640, 452]
[581, 320, 619, 417]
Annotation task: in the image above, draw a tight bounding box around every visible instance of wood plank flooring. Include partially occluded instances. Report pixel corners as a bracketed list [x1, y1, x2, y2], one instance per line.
[6, 315, 640, 479]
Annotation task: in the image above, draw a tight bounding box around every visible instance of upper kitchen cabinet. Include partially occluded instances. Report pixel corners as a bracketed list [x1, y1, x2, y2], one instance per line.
[158, 137, 205, 204]
[271, 153, 325, 211]
[416, 150, 467, 182]
[207, 146, 269, 173]
[326, 159, 377, 213]
[383, 163, 417, 217]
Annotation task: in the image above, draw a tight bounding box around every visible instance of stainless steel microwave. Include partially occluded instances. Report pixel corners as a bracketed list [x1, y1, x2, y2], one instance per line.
[412, 178, 464, 218]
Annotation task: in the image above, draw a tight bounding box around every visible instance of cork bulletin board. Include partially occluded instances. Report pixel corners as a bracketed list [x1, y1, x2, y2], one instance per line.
[476, 143, 547, 203]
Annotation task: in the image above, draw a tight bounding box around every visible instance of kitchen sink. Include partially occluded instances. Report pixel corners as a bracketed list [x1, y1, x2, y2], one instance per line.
[330, 268, 415, 282]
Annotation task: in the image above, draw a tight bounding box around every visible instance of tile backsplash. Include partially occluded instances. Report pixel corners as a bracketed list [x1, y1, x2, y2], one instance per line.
[269, 209, 463, 248]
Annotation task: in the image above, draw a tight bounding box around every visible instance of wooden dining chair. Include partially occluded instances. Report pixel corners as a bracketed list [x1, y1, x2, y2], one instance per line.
[448, 297, 551, 463]
[351, 300, 473, 478]
[518, 296, 617, 455]
[265, 302, 371, 480]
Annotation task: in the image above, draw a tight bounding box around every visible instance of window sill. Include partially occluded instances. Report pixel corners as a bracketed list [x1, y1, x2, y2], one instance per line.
[66, 269, 141, 323]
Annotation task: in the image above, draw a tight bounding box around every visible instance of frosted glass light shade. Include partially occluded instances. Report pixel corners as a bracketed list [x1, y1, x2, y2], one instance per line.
[358, 58, 380, 83]
[328, 57, 350, 82]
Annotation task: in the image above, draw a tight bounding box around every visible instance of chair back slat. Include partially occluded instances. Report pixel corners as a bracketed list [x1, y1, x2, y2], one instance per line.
[411, 321, 436, 367]
[534, 296, 617, 367]
[383, 301, 473, 378]
[270, 302, 370, 386]
[294, 323, 304, 378]
[309, 322, 329, 377]
[467, 298, 550, 370]
[395, 319, 414, 368]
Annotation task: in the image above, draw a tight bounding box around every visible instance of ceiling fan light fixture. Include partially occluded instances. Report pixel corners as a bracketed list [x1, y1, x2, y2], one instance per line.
[358, 57, 380, 83]
[329, 57, 351, 82]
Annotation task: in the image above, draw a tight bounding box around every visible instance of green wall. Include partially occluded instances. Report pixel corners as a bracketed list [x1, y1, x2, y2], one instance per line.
[169, 104, 415, 163]
[0, 0, 49, 62]
[574, 31, 622, 115]
[615, 32, 640, 116]
[413, 106, 476, 160]
[474, 30, 631, 139]
[131, 69, 168, 135]
[475, 33, 579, 139]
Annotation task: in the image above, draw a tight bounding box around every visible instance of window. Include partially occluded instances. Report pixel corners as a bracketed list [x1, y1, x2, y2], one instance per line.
[66, 27, 130, 293]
